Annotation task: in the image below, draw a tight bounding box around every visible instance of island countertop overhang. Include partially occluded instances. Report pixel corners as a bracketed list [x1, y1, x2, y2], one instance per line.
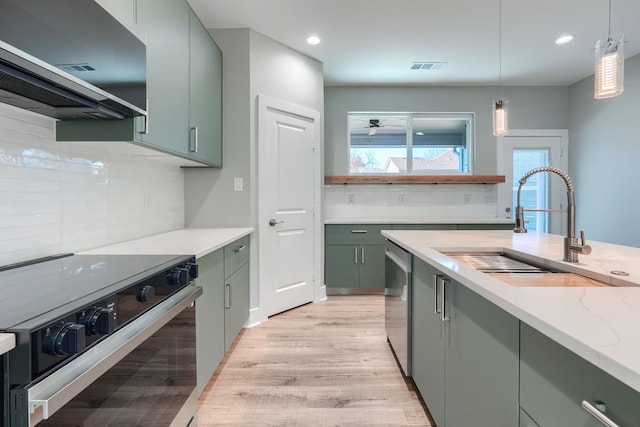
[382, 229, 640, 394]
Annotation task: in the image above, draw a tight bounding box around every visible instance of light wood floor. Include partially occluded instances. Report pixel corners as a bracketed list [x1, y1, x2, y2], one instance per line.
[197, 295, 433, 426]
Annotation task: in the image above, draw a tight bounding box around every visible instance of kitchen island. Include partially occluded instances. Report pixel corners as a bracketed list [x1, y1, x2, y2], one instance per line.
[383, 229, 640, 426]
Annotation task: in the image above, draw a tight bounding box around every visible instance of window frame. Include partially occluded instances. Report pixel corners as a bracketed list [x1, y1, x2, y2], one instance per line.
[347, 112, 475, 175]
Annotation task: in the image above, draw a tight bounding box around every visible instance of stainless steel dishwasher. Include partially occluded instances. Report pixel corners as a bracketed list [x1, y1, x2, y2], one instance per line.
[384, 240, 412, 376]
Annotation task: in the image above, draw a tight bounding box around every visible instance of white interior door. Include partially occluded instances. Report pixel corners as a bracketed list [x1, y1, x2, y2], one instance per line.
[258, 96, 319, 317]
[498, 130, 568, 236]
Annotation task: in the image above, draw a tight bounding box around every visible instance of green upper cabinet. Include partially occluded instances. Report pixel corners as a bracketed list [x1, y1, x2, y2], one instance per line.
[57, 0, 223, 167]
[188, 10, 222, 167]
[136, 0, 190, 155]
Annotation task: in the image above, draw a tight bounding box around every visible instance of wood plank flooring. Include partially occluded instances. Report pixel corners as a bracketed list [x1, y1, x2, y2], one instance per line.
[197, 295, 433, 426]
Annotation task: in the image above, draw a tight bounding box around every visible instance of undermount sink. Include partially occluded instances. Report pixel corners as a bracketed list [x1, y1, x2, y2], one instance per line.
[442, 252, 549, 273]
[441, 251, 621, 288]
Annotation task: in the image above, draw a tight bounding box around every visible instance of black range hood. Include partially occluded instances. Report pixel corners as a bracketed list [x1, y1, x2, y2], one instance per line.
[0, 0, 146, 120]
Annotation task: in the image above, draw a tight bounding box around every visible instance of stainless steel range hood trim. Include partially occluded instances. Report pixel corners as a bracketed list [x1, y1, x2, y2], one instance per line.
[0, 40, 147, 120]
[0, 61, 125, 120]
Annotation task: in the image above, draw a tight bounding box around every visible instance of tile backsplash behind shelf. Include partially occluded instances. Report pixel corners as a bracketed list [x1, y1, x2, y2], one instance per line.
[324, 183, 500, 220]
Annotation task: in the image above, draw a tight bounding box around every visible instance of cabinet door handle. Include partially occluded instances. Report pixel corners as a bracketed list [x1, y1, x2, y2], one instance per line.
[440, 278, 450, 322]
[140, 99, 149, 134]
[351, 230, 368, 233]
[354, 247, 359, 264]
[234, 245, 247, 253]
[225, 283, 231, 309]
[190, 126, 199, 152]
[582, 401, 619, 427]
[433, 274, 442, 315]
[361, 247, 365, 264]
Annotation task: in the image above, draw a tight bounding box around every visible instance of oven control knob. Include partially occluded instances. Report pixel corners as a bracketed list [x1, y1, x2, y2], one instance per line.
[81, 307, 116, 335]
[186, 263, 199, 281]
[137, 284, 155, 303]
[167, 267, 189, 286]
[43, 323, 86, 356]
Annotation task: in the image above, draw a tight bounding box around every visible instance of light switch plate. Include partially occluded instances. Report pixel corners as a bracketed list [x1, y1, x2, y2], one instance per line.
[234, 177, 244, 192]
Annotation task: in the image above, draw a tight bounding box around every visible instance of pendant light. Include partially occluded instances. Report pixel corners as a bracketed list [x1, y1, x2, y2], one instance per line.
[594, 0, 624, 99]
[493, 0, 508, 136]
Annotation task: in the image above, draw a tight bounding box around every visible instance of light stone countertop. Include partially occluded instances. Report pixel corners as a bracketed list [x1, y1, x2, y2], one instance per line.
[0, 333, 16, 356]
[324, 217, 514, 225]
[79, 228, 254, 259]
[382, 229, 640, 393]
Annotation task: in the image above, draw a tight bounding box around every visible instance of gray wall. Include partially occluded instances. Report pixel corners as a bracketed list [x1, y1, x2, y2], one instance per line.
[184, 28, 251, 228]
[184, 28, 324, 319]
[568, 54, 640, 247]
[324, 86, 569, 175]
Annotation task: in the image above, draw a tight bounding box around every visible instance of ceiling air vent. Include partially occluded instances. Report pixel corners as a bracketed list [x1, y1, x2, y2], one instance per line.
[411, 62, 446, 70]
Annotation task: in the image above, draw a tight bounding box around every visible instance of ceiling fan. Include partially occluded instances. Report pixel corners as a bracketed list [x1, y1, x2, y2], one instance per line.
[357, 119, 403, 136]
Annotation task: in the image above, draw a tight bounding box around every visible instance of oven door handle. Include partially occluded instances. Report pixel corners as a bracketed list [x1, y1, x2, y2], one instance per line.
[20, 285, 202, 427]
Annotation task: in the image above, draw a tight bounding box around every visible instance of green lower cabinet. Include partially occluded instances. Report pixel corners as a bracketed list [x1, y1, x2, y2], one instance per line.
[520, 323, 640, 426]
[195, 248, 225, 395]
[324, 223, 513, 291]
[224, 262, 250, 352]
[412, 259, 446, 424]
[324, 244, 385, 289]
[412, 257, 519, 427]
[195, 237, 250, 394]
[325, 245, 360, 288]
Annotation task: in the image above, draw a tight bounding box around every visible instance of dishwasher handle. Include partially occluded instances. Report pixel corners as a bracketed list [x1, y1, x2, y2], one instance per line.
[385, 242, 411, 273]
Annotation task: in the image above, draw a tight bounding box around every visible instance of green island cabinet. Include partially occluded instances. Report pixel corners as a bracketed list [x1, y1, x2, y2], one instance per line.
[195, 235, 250, 394]
[324, 222, 513, 290]
[411, 257, 519, 427]
[520, 323, 640, 427]
[57, 0, 222, 167]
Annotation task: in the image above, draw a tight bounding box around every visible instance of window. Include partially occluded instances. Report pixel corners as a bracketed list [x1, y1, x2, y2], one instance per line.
[348, 113, 474, 174]
[512, 149, 550, 233]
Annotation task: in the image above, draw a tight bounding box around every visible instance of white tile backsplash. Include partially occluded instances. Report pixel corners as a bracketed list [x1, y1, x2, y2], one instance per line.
[324, 183, 499, 220]
[0, 103, 185, 266]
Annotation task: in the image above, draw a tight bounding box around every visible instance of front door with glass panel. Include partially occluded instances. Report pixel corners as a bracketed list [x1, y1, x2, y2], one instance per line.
[499, 131, 568, 236]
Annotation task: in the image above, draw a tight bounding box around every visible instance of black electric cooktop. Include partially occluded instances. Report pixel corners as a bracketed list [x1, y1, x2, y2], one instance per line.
[0, 253, 191, 331]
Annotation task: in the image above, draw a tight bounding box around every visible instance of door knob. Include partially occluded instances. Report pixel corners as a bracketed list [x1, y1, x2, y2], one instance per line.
[269, 219, 283, 227]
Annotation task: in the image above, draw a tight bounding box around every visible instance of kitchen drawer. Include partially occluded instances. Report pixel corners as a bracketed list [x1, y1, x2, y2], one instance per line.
[224, 235, 250, 279]
[520, 323, 640, 426]
[325, 224, 390, 245]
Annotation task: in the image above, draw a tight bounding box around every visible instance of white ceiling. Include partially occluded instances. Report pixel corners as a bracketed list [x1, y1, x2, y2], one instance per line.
[187, 0, 640, 87]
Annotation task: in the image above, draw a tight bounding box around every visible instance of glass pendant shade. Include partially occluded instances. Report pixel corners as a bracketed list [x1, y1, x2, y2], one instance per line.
[493, 98, 508, 136]
[594, 35, 624, 99]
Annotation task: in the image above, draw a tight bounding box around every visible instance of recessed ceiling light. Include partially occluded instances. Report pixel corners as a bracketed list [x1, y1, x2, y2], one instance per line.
[306, 35, 321, 45]
[555, 34, 574, 45]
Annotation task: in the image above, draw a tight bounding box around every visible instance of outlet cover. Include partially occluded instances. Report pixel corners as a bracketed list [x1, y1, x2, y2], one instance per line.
[234, 177, 244, 192]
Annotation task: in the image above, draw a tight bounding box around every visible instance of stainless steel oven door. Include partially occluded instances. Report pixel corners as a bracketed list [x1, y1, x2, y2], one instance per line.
[11, 285, 202, 427]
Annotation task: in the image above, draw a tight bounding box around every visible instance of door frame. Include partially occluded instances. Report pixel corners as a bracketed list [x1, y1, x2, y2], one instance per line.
[255, 95, 325, 321]
[497, 129, 568, 234]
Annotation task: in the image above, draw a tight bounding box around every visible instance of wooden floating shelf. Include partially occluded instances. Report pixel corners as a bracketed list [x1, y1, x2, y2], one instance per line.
[324, 175, 506, 185]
